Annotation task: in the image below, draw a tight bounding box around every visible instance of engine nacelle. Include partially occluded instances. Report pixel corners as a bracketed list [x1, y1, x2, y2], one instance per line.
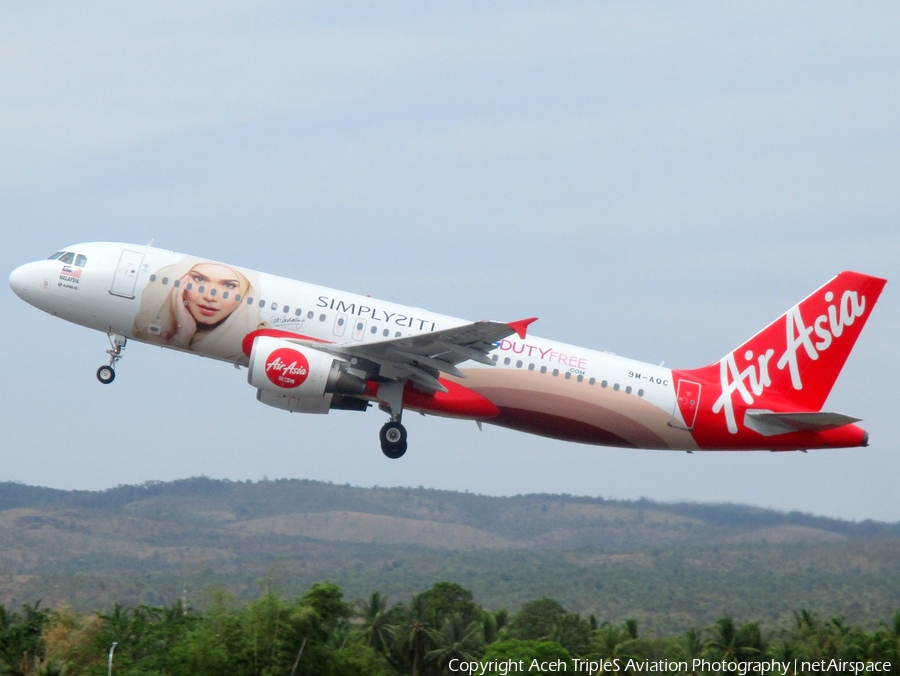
[248, 336, 367, 414]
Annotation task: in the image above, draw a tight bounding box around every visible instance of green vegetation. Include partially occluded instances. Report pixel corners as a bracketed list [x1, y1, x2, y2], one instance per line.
[0, 478, 898, 635]
[0, 581, 896, 674]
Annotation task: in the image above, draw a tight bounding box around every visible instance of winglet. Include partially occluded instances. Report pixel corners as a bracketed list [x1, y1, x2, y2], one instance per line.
[507, 317, 538, 339]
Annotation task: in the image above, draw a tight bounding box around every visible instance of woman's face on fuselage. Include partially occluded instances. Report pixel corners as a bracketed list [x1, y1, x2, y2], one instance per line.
[183, 263, 249, 327]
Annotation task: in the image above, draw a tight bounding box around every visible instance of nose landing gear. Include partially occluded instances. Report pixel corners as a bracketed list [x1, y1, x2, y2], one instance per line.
[97, 334, 127, 384]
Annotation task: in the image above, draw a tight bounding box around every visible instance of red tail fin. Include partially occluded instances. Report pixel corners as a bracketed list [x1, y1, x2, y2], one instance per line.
[674, 271, 886, 440]
[719, 271, 886, 412]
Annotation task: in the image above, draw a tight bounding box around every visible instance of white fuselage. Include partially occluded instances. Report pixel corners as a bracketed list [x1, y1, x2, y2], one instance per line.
[9, 242, 696, 450]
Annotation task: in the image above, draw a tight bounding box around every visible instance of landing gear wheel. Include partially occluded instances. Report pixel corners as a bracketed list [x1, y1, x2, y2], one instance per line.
[379, 422, 408, 459]
[97, 334, 126, 384]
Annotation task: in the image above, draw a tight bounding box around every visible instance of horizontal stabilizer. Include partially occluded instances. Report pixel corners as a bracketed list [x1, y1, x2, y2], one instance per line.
[744, 410, 861, 437]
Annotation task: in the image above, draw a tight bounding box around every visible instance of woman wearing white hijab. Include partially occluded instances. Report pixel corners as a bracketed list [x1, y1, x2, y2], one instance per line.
[133, 257, 267, 362]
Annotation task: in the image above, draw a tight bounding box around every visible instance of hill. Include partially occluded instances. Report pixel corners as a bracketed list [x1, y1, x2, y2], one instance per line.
[0, 478, 897, 632]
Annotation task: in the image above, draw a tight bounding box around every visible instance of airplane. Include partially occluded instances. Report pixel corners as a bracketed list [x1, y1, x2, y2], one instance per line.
[8, 242, 887, 459]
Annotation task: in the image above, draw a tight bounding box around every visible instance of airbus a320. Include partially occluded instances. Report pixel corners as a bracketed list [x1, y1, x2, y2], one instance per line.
[9, 243, 886, 459]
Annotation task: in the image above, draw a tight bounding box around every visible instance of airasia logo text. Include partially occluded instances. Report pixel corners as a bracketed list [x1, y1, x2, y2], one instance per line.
[265, 348, 310, 389]
[712, 289, 866, 433]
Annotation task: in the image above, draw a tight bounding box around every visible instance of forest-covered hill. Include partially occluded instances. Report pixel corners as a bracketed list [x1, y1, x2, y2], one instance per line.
[0, 478, 896, 632]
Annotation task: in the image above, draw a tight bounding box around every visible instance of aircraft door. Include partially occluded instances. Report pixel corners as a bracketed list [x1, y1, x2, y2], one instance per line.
[109, 250, 145, 299]
[673, 379, 701, 430]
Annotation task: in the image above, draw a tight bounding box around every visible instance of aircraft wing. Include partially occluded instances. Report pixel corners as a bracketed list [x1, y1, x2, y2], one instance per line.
[242, 318, 537, 393]
[333, 318, 537, 393]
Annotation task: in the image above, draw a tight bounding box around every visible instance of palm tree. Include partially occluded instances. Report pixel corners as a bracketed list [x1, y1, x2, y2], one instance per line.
[425, 614, 485, 675]
[588, 622, 640, 674]
[705, 617, 738, 661]
[358, 592, 396, 657]
[668, 628, 704, 674]
[875, 612, 900, 665]
[403, 593, 433, 676]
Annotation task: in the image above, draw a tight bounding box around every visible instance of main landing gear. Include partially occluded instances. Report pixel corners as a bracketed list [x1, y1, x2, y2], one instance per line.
[379, 421, 408, 459]
[377, 380, 408, 459]
[96, 334, 127, 384]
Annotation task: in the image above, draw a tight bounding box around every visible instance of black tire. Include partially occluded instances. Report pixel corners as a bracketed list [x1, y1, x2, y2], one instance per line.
[379, 422, 408, 459]
[96, 366, 116, 384]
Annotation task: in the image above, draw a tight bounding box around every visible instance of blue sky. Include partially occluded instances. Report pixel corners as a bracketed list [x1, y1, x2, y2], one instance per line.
[2, 2, 898, 520]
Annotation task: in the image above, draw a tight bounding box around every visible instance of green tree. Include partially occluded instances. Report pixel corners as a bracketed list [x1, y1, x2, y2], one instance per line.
[425, 614, 485, 675]
[401, 593, 434, 676]
[509, 598, 566, 641]
[358, 592, 397, 658]
[482, 639, 572, 672]
[0, 602, 50, 676]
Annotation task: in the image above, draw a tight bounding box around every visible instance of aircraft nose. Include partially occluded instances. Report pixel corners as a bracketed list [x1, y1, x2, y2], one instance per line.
[8, 261, 43, 302]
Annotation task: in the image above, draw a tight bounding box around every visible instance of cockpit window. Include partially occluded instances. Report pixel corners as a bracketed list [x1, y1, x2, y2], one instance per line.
[47, 252, 64, 260]
[59, 252, 75, 264]
[75, 254, 87, 267]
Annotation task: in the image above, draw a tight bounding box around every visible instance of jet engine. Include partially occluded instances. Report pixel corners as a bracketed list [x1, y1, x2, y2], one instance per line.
[248, 336, 368, 414]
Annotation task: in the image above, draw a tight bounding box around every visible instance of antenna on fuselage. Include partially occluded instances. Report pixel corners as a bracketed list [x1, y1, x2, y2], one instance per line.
[145, 238, 155, 247]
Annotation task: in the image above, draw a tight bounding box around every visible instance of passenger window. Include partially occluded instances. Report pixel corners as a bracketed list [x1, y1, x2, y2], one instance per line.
[540, 366, 548, 374]
[59, 252, 75, 264]
[271, 302, 277, 310]
[319, 314, 326, 322]
[259, 300, 266, 308]
[222, 291, 228, 299]
[601, 380, 608, 388]
[625, 386, 632, 394]
[564, 372, 571, 379]
[383, 329, 389, 337]
[308, 311, 314, 319]
[150, 274, 157, 282]
[174, 280, 181, 288]
[395, 331, 401, 337]
[75, 254, 87, 267]
[210, 288, 217, 296]
[371, 326, 378, 334]
[589, 377, 595, 385]
[492, 354, 499, 362]
[337, 317, 345, 327]
[234, 294, 241, 302]
[198, 286, 205, 293]
[295, 308, 303, 316]
[282, 305, 289, 313]
[528, 363, 535, 371]
[552, 369, 559, 377]
[504, 357, 511, 365]
[186, 283, 193, 291]
[246, 296, 253, 304]
[638, 389, 644, 397]
[162, 277, 169, 285]
[577, 374, 583, 382]
[613, 383, 620, 391]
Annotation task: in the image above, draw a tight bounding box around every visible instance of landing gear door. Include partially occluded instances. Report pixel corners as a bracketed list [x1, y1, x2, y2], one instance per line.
[109, 250, 145, 299]
[672, 379, 701, 430]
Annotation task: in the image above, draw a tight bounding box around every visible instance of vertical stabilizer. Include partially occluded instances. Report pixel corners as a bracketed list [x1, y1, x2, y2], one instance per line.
[674, 271, 886, 442]
[717, 271, 886, 412]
